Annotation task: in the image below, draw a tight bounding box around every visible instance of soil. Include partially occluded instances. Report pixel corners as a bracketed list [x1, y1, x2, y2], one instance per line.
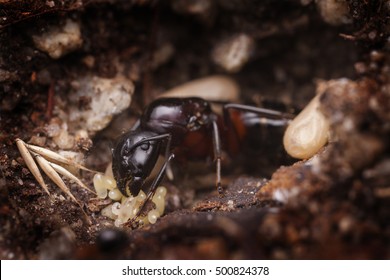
[1, 0, 389, 259]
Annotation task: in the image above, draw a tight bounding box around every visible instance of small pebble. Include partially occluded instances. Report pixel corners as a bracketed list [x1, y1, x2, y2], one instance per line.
[32, 19, 83, 59]
[212, 33, 254, 73]
[316, 0, 351, 25]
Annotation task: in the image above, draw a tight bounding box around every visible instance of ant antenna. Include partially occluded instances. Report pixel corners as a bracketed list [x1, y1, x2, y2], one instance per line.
[124, 153, 175, 227]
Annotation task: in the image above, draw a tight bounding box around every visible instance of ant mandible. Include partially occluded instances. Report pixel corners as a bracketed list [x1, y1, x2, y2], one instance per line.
[112, 97, 294, 225]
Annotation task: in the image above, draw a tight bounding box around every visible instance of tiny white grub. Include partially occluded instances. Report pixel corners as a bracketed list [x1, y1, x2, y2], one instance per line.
[272, 187, 301, 203]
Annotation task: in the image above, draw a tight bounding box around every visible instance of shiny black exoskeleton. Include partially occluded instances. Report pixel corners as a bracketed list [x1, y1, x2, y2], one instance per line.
[112, 97, 293, 224]
[112, 98, 218, 197]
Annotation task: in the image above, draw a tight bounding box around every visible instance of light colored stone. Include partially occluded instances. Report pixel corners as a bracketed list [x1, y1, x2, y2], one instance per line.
[68, 75, 134, 133]
[33, 19, 83, 59]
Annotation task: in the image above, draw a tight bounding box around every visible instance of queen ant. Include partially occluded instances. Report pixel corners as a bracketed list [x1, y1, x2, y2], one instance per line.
[112, 97, 294, 225]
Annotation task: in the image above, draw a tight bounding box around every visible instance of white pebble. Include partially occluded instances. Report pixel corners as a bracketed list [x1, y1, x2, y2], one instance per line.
[316, 0, 351, 25]
[53, 128, 74, 149]
[33, 19, 82, 59]
[68, 75, 134, 133]
[212, 33, 255, 73]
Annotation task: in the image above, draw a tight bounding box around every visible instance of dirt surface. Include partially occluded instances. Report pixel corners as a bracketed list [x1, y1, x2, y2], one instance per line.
[1, 0, 390, 259]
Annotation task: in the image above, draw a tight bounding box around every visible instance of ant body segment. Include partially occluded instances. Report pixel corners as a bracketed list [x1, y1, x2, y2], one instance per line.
[112, 97, 294, 225]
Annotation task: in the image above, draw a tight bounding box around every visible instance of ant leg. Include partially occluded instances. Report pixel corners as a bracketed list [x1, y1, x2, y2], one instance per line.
[163, 135, 174, 181]
[211, 119, 223, 195]
[223, 103, 294, 126]
[125, 153, 175, 227]
[131, 119, 140, 130]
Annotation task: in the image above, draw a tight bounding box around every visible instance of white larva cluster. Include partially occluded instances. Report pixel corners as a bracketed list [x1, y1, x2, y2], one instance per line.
[93, 172, 167, 227]
[283, 94, 330, 159]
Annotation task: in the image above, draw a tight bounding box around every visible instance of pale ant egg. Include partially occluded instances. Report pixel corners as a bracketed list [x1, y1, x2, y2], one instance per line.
[156, 186, 167, 197]
[108, 188, 123, 201]
[111, 202, 121, 215]
[147, 209, 160, 224]
[101, 204, 117, 220]
[93, 174, 108, 199]
[94, 170, 167, 227]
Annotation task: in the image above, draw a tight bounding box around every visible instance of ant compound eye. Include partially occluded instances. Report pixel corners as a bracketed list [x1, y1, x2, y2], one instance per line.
[140, 142, 150, 151]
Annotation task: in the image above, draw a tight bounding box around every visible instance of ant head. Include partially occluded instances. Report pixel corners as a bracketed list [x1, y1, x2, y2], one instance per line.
[112, 130, 162, 197]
